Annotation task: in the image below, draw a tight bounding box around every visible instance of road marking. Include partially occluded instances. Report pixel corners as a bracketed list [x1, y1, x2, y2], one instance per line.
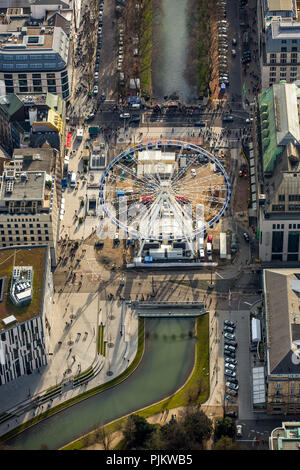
[243, 301, 252, 306]
[215, 271, 224, 279]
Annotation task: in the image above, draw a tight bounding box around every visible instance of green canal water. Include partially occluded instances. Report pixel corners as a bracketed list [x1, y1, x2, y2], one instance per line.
[8, 318, 196, 450]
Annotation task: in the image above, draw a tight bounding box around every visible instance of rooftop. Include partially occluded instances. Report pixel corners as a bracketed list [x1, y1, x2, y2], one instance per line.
[268, 0, 294, 11]
[0, 246, 47, 329]
[8, 147, 58, 173]
[271, 422, 300, 450]
[0, 26, 55, 49]
[271, 18, 300, 38]
[273, 83, 300, 145]
[0, 170, 46, 202]
[264, 268, 300, 374]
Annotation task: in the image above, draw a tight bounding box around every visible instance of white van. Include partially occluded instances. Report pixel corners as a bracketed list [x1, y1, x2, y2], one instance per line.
[199, 249, 205, 260]
[198, 236, 204, 250]
[70, 172, 76, 188]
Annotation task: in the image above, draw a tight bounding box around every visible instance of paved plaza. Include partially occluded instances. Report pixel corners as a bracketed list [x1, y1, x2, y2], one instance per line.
[0, 298, 138, 436]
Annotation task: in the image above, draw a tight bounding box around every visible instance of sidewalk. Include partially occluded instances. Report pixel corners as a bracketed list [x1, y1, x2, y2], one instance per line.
[0, 300, 138, 437]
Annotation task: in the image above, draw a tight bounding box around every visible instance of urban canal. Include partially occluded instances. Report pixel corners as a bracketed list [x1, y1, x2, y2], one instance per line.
[152, 0, 198, 104]
[7, 318, 196, 449]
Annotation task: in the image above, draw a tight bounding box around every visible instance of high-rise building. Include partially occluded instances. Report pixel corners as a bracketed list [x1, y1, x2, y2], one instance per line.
[0, 147, 62, 266]
[0, 25, 71, 99]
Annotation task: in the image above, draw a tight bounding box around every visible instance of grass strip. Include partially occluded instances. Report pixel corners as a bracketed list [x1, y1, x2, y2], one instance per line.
[198, 0, 210, 96]
[0, 319, 145, 447]
[140, 0, 152, 95]
[97, 325, 101, 354]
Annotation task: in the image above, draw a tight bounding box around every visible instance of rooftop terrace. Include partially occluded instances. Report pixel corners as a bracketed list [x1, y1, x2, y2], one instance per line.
[0, 246, 47, 330]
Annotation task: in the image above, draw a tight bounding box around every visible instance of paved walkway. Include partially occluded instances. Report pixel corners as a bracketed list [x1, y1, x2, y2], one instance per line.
[0, 300, 138, 437]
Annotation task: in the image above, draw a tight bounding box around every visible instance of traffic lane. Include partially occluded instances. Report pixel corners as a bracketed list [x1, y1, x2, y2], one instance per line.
[96, 0, 118, 100]
[226, 0, 243, 103]
[230, 310, 253, 420]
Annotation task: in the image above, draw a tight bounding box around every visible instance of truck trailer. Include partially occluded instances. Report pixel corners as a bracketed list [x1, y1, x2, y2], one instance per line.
[220, 232, 227, 259]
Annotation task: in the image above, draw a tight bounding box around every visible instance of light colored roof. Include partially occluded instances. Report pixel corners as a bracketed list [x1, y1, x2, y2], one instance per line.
[268, 0, 294, 11]
[273, 83, 300, 145]
[264, 269, 300, 374]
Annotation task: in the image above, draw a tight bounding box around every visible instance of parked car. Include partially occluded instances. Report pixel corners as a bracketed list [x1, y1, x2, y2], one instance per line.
[194, 121, 206, 127]
[243, 232, 250, 242]
[224, 326, 235, 334]
[232, 38, 237, 45]
[120, 113, 130, 119]
[226, 411, 238, 418]
[225, 363, 236, 371]
[100, 93, 106, 101]
[224, 332, 236, 341]
[226, 376, 238, 384]
[225, 394, 235, 402]
[224, 350, 236, 359]
[236, 424, 243, 436]
[224, 320, 235, 328]
[94, 72, 99, 79]
[114, 232, 120, 243]
[225, 369, 236, 377]
[224, 344, 236, 352]
[231, 49, 236, 57]
[225, 357, 237, 365]
[93, 85, 98, 94]
[225, 339, 237, 347]
[226, 382, 239, 391]
[227, 389, 238, 397]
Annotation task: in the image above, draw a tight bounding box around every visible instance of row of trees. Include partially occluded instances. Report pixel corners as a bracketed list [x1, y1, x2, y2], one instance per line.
[120, 411, 248, 451]
[122, 407, 213, 450]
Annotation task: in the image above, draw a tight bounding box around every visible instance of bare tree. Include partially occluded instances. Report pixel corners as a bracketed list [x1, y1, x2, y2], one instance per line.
[95, 426, 113, 450]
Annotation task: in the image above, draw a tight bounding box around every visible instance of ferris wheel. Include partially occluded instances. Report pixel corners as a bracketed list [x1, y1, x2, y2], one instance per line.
[99, 139, 231, 256]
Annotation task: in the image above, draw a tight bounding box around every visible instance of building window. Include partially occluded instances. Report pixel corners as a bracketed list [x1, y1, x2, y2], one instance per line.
[291, 53, 298, 58]
[279, 194, 285, 201]
[280, 73, 286, 78]
[292, 47, 298, 52]
[270, 67, 276, 71]
[272, 205, 285, 211]
[32, 73, 41, 79]
[289, 205, 300, 211]
[281, 59, 287, 64]
[272, 231, 284, 253]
